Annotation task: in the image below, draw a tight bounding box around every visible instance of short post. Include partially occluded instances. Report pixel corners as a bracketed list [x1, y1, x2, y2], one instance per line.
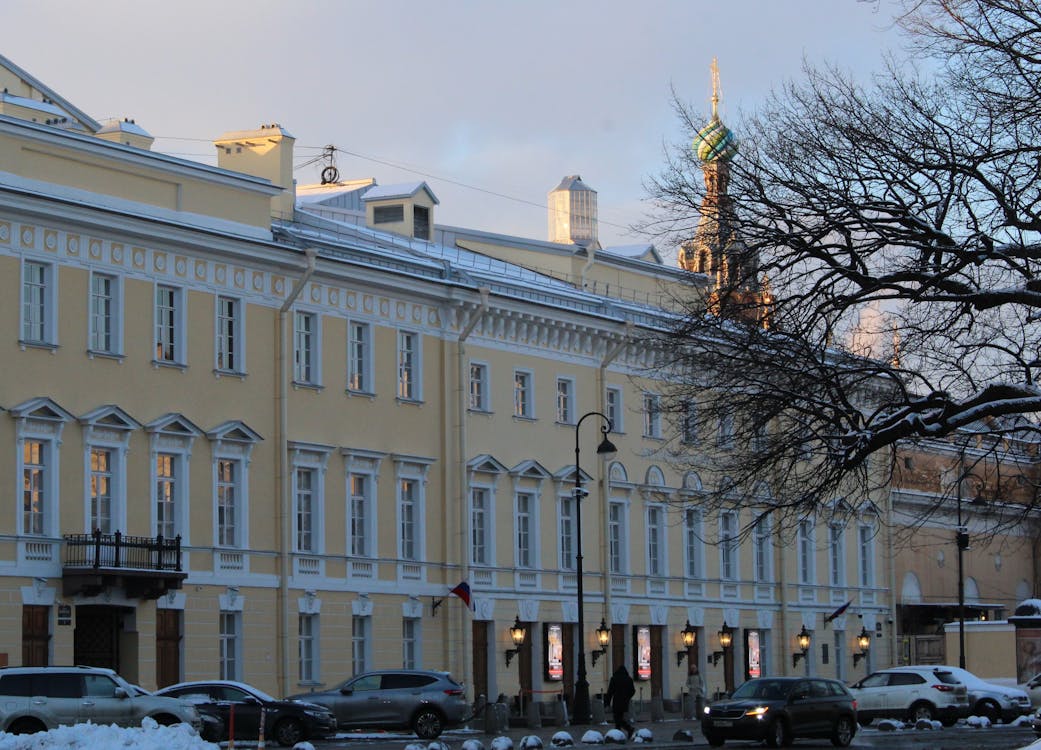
[228, 704, 235, 750]
[257, 705, 266, 749]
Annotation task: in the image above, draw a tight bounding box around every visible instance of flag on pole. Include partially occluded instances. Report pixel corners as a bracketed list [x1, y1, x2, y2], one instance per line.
[449, 581, 474, 611]
[824, 600, 852, 627]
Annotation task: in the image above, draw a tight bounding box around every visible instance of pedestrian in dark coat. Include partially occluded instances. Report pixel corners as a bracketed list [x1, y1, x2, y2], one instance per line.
[604, 665, 636, 736]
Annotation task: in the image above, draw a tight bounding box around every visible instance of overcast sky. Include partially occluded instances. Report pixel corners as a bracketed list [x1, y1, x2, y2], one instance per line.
[6, 0, 907, 258]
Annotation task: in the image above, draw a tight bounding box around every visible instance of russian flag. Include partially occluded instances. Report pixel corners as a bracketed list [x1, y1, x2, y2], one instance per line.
[449, 581, 474, 611]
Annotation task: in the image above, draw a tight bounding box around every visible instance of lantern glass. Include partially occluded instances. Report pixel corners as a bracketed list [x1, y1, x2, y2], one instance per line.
[718, 628, 732, 649]
[596, 619, 611, 648]
[509, 617, 526, 646]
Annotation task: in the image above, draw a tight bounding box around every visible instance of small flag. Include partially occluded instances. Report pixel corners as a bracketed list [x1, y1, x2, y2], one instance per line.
[824, 600, 852, 627]
[449, 581, 474, 611]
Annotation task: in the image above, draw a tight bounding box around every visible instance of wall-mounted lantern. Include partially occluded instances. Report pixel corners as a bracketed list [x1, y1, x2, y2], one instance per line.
[505, 616, 526, 668]
[591, 618, 611, 667]
[792, 625, 812, 668]
[711, 625, 733, 667]
[852, 626, 871, 667]
[676, 620, 697, 667]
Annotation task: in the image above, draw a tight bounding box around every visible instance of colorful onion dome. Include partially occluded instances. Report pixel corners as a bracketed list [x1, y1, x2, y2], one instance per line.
[694, 116, 738, 163]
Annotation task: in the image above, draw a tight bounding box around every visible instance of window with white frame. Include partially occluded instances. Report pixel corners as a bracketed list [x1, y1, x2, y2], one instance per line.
[22, 439, 49, 535]
[299, 613, 318, 683]
[559, 496, 576, 570]
[155, 284, 184, 364]
[295, 468, 316, 553]
[516, 492, 534, 568]
[556, 378, 574, 424]
[399, 478, 419, 561]
[514, 370, 534, 418]
[829, 522, 846, 586]
[219, 612, 241, 680]
[294, 311, 319, 384]
[155, 453, 179, 539]
[717, 411, 735, 450]
[470, 486, 492, 565]
[347, 321, 372, 393]
[90, 272, 120, 355]
[608, 501, 627, 574]
[858, 523, 875, 587]
[469, 362, 490, 411]
[21, 260, 56, 345]
[720, 510, 739, 580]
[397, 331, 420, 400]
[89, 448, 114, 534]
[643, 394, 661, 438]
[403, 618, 418, 669]
[647, 505, 665, 576]
[798, 519, 816, 584]
[681, 401, 698, 445]
[216, 296, 242, 372]
[352, 615, 369, 674]
[349, 473, 372, 557]
[216, 459, 244, 547]
[685, 508, 703, 578]
[753, 514, 772, 582]
[753, 420, 769, 452]
[605, 386, 623, 433]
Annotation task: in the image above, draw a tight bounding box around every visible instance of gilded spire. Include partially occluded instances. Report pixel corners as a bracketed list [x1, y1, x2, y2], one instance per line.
[710, 56, 720, 120]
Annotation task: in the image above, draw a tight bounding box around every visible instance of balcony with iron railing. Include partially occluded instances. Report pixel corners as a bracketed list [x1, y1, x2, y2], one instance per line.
[62, 529, 187, 600]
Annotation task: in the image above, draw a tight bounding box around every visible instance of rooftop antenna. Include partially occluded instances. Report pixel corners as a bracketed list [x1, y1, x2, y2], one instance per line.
[320, 144, 339, 184]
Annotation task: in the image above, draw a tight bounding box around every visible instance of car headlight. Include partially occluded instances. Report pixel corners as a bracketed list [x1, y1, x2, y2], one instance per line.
[703, 706, 711, 715]
[745, 706, 770, 718]
[304, 709, 329, 719]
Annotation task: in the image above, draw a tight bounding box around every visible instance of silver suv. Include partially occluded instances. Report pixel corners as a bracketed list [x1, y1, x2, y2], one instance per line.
[850, 666, 969, 725]
[287, 669, 468, 738]
[0, 666, 202, 735]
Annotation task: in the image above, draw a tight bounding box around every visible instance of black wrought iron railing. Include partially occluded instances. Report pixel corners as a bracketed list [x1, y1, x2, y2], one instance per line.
[63, 530, 183, 572]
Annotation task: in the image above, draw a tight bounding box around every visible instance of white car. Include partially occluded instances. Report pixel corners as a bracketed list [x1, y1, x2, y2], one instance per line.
[925, 665, 1031, 722]
[849, 666, 968, 725]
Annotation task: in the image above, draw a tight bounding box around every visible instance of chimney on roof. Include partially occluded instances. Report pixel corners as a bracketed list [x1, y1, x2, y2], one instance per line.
[95, 117, 155, 150]
[548, 175, 600, 250]
[213, 123, 296, 219]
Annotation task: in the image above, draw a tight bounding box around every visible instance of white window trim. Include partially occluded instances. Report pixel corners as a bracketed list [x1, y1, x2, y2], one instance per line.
[558, 493, 577, 571]
[469, 483, 496, 566]
[643, 393, 662, 439]
[556, 377, 576, 425]
[685, 507, 704, 579]
[753, 515, 773, 582]
[397, 329, 423, 402]
[293, 309, 322, 386]
[858, 522, 876, 588]
[605, 386, 624, 433]
[799, 519, 817, 585]
[88, 270, 124, 357]
[720, 510, 740, 581]
[646, 503, 667, 577]
[829, 522, 846, 587]
[219, 611, 243, 681]
[342, 449, 384, 559]
[514, 369, 535, 419]
[82, 441, 129, 535]
[154, 283, 186, 366]
[290, 443, 332, 555]
[608, 499, 630, 575]
[298, 612, 320, 684]
[20, 259, 58, 347]
[209, 427, 259, 550]
[395, 457, 432, 561]
[215, 294, 246, 374]
[514, 489, 540, 569]
[468, 361, 491, 412]
[347, 319, 374, 394]
[147, 416, 199, 545]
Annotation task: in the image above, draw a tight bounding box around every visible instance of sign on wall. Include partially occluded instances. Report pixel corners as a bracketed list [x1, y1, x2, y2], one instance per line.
[635, 625, 651, 681]
[747, 630, 762, 679]
[545, 623, 564, 681]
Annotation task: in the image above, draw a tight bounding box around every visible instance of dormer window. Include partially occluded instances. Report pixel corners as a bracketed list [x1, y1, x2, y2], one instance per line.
[373, 205, 404, 224]
[414, 206, 430, 240]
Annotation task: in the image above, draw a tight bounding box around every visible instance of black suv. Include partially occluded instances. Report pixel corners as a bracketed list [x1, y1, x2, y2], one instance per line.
[701, 676, 857, 747]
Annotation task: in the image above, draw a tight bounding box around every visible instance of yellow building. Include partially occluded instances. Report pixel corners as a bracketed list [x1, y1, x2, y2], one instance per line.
[0, 54, 895, 715]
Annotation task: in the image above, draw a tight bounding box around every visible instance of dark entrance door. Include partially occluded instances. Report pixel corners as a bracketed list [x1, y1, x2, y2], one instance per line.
[22, 605, 49, 666]
[156, 608, 182, 688]
[74, 605, 121, 671]
[472, 620, 489, 705]
[518, 620, 533, 712]
[650, 625, 663, 700]
[562, 624, 574, 710]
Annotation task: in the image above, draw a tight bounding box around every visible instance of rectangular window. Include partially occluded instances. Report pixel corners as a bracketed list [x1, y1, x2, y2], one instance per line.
[799, 520, 815, 584]
[156, 453, 177, 539]
[90, 273, 118, 354]
[556, 378, 574, 424]
[858, 525, 875, 587]
[219, 612, 240, 680]
[469, 363, 489, 411]
[560, 497, 576, 570]
[514, 370, 533, 418]
[608, 501, 626, 574]
[720, 511, 738, 581]
[299, 614, 317, 683]
[647, 506, 664, 576]
[350, 474, 370, 557]
[296, 468, 315, 552]
[681, 402, 698, 445]
[403, 618, 418, 669]
[470, 487, 490, 565]
[398, 331, 418, 400]
[829, 523, 845, 586]
[216, 296, 241, 372]
[754, 515, 772, 582]
[155, 285, 182, 363]
[347, 321, 371, 392]
[413, 205, 430, 240]
[605, 387, 623, 433]
[400, 478, 417, 560]
[294, 311, 317, 384]
[352, 615, 368, 674]
[685, 508, 703, 578]
[373, 204, 404, 224]
[90, 448, 113, 534]
[753, 422, 769, 452]
[643, 394, 661, 438]
[22, 261, 52, 344]
[217, 459, 238, 547]
[23, 440, 46, 535]
[718, 411, 735, 450]
[516, 492, 533, 568]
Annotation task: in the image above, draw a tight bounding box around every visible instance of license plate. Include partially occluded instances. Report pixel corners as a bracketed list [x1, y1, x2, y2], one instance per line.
[714, 720, 733, 727]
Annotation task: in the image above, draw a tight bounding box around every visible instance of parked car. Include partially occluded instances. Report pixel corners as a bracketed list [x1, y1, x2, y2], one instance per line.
[287, 669, 469, 739]
[154, 679, 336, 747]
[700, 676, 857, 747]
[849, 666, 968, 725]
[920, 665, 1031, 722]
[128, 682, 224, 742]
[1031, 706, 1041, 737]
[0, 665, 202, 735]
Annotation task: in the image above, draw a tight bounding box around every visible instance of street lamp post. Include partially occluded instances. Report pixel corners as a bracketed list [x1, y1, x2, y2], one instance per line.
[955, 467, 985, 670]
[571, 411, 617, 725]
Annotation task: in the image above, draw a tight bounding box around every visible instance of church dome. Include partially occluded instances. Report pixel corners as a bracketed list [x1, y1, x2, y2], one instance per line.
[694, 116, 738, 163]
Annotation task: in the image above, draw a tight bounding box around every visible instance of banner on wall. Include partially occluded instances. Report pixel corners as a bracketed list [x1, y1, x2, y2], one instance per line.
[747, 630, 762, 679]
[545, 623, 564, 681]
[636, 625, 651, 681]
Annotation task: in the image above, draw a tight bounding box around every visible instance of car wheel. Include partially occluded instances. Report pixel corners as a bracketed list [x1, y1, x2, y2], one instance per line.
[831, 716, 854, 747]
[908, 701, 935, 722]
[857, 716, 872, 727]
[765, 718, 789, 747]
[8, 717, 45, 734]
[273, 717, 305, 747]
[705, 732, 725, 747]
[413, 708, 444, 739]
[151, 714, 180, 726]
[976, 699, 1001, 724]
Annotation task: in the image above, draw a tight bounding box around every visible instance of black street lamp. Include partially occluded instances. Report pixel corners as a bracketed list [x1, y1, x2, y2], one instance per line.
[571, 411, 617, 725]
[956, 471, 986, 669]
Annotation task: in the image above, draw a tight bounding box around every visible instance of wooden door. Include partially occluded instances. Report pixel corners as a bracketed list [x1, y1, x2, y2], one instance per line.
[518, 621, 533, 709]
[74, 606, 119, 671]
[472, 620, 489, 704]
[650, 626, 663, 699]
[21, 605, 49, 666]
[156, 609, 182, 688]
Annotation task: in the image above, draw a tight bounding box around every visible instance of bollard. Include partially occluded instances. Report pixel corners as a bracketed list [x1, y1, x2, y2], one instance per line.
[228, 704, 235, 750]
[257, 705, 266, 749]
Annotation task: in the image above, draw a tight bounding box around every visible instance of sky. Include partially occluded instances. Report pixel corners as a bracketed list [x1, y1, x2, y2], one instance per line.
[4, 0, 908, 257]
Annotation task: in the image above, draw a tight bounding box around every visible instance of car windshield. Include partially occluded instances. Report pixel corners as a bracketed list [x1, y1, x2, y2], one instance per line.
[243, 685, 278, 702]
[730, 680, 792, 700]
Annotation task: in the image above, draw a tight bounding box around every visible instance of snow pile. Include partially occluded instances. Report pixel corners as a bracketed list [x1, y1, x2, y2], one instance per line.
[603, 728, 627, 744]
[632, 727, 653, 743]
[519, 735, 544, 749]
[490, 737, 515, 750]
[965, 715, 992, 728]
[581, 729, 606, 744]
[463, 739, 487, 750]
[551, 731, 574, 746]
[0, 719, 216, 750]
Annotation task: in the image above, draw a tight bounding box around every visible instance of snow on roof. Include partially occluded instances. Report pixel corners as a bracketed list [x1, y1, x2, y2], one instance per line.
[296, 179, 376, 205]
[97, 118, 152, 138]
[1014, 599, 1041, 617]
[213, 124, 294, 143]
[362, 180, 439, 205]
[0, 91, 67, 118]
[603, 244, 662, 264]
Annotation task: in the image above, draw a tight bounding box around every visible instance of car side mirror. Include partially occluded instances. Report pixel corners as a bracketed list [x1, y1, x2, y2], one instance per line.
[114, 687, 128, 699]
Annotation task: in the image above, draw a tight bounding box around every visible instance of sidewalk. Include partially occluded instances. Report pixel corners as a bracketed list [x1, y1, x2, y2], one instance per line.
[450, 715, 706, 748]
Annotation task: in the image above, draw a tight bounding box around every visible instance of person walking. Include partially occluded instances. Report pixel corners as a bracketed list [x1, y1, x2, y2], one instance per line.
[604, 665, 636, 737]
[687, 664, 706, 719]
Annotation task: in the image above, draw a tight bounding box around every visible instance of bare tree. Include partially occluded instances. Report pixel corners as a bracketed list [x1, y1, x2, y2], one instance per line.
[642, 0, 1041, 530]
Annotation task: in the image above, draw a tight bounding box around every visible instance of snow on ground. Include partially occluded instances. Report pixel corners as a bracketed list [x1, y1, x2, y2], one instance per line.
[0, 718, 217, 749]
